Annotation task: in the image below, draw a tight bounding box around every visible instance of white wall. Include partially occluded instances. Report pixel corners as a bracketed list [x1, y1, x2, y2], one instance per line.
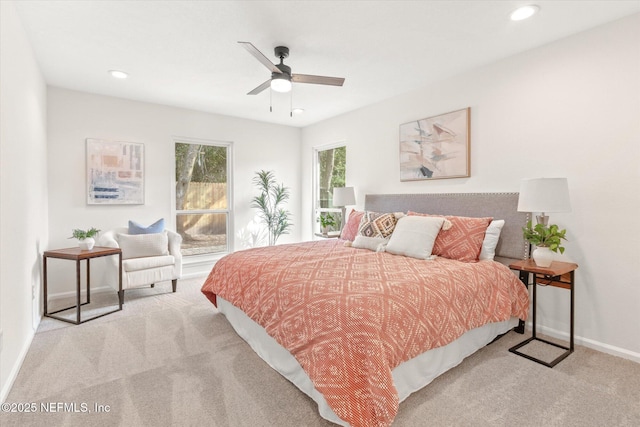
[302, 14, 640, 360]
[47, 87, 302, 288]
[1, 6, 637, 407]
[0, 1, 49, 401]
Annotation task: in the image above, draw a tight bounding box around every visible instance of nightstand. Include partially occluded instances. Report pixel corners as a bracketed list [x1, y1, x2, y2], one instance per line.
[508, 259, 578, 367]
[314, 232, 341, 239]
[43, 246, 123, 324]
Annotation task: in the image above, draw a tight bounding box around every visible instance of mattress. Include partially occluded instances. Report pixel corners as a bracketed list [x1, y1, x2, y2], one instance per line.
[218, 296, 518, 426]
[202, 239, 528, 426]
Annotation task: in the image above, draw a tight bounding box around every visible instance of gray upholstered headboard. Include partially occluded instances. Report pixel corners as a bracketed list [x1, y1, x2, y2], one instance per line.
[364, 193, 530, 263]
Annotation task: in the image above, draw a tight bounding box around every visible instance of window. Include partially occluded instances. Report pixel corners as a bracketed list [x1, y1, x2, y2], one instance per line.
[314, 145, 346, 234]
[175, 140, 232, 256]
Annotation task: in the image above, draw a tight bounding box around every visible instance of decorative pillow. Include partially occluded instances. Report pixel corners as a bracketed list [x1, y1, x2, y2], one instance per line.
[117, 231, 169, 260]
[351, 235, 387, 252]
[357, 211, 400, 239]
[479, 220, 505, 261]
[348, 211, 402, 252]
[385, 216, 446, 260]
[408, 212, 492, 262]
[128, 218, 165, 235]
[340, 210, 364, 241]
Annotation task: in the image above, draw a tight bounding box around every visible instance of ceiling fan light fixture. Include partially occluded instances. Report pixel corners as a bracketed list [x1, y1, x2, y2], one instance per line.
[271, 75, 292, 93]
[510, 5, 539, 21]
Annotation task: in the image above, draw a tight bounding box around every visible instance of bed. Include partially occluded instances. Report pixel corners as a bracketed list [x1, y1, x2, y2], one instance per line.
[201, 193, 531, 427]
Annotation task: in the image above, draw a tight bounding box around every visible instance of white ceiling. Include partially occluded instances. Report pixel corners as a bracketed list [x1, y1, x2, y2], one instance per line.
[13, 1, 640, 128]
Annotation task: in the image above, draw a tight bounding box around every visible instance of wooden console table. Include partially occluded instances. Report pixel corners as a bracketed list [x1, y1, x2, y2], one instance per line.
[43, 246, 123, 324]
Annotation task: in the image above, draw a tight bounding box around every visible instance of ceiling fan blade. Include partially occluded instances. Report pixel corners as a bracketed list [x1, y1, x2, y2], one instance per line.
[247, 79, 271, 95]
[292, 74, 345, 86]
[238, 41, 282, 74]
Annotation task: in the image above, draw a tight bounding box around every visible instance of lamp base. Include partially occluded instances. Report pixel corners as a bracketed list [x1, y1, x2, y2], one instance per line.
[536, 214, 549, 225]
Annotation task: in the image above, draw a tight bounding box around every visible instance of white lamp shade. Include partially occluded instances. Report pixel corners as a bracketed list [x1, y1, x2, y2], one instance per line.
[517, 178, 571, 213]
[333, 187, 356, 207]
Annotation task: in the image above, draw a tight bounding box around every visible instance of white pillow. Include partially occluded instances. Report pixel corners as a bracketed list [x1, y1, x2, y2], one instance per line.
[479, 220, 505, 260]
[385, 216, 445, 260]
[351, 235, 388, 252]
[117, 231, 169, 260]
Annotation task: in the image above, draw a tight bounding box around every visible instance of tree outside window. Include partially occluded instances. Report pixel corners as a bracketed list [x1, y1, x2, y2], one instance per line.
[316, 146, 346, 234]
[175, 141, 231, 256]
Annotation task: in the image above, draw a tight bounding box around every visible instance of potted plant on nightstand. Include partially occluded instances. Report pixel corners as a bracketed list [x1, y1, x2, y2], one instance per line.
[319, 212, 337, 235]
[70, 227, 101, 250]
[522, 221, 567, 267]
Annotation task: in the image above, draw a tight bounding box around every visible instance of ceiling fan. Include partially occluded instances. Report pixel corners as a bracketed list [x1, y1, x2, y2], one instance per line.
[239, 42, 345, 95]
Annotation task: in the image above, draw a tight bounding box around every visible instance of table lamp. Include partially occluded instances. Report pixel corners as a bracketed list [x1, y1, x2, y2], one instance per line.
[517, 178, 571, 225]
[332, 187, 356, 230]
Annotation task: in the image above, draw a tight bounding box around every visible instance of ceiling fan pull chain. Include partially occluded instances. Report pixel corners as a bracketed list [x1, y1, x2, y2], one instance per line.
[270, 88, 273, 113]
[290, 87, 293, 117]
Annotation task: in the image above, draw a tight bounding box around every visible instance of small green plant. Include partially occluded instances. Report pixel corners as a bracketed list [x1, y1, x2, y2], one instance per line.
[69, 227, 101, 240]
[319, 212, 337, 229]
[522, 221, 567, 253]
[251, 170, 292, 246]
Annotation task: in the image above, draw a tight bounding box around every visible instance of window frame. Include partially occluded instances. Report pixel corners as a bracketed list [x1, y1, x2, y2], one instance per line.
[312, 141, 346, 235]
[172, 136, 234, 262]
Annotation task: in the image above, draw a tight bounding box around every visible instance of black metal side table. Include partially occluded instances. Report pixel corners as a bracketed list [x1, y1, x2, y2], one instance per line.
[508, 259, 579, 367]
[43, 246, 123, 324]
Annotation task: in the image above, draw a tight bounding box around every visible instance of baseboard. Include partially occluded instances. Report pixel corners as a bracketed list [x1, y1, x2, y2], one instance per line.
[532, 323, 640, 363]
[182, 255, 221, 278]
[47, 279, 208, 299]
[47, 285, 113, 301]
[181, 271, 210, 280]
[0, 328, 35, 403]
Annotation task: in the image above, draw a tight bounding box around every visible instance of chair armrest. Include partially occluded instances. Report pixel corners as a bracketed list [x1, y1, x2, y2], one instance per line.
[96, 230, 123, 289]
[99, 231, 120, 249]
[167, 230, 183, 279]
[167, 230, 183, 258]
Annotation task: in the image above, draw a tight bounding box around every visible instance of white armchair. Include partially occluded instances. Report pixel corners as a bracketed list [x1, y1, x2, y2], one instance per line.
[99, 228, 183, 296]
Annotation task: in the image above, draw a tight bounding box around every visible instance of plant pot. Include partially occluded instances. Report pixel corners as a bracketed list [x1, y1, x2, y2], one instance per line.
[532, 246, 554, 267]
[78, 237, 95, 250]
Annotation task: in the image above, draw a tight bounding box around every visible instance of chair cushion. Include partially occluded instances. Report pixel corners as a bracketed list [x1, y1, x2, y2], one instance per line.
[123, 255, 175, 272]
[117, 231, 169, 260]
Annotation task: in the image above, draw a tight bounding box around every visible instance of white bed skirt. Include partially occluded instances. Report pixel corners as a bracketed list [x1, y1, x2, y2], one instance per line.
[218, 296, 517, 426]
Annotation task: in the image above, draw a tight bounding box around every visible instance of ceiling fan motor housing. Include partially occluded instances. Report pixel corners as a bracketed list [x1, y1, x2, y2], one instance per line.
[274, 46, 290, 59]
[273, 63, 292, 79]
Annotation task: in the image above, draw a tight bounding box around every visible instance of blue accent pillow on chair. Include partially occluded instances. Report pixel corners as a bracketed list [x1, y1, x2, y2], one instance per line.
[128, 218, 165, 235]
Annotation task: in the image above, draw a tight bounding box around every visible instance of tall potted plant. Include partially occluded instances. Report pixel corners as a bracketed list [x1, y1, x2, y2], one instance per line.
[522, 221, 567, 267]
[251, 170, 292, 246]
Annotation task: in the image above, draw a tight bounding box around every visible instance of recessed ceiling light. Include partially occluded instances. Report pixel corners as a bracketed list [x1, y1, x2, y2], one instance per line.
[292, 108, 305, 115]
[108, 70, 129, 79]
[510, 5, 539, 21]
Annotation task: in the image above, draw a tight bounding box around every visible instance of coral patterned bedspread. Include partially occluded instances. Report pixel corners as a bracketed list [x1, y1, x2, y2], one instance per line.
[201, 239, 529, 427]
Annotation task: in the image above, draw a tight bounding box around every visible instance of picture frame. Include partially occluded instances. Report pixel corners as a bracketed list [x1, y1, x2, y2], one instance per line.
[86, 138, 145, 205]
[399, 107, 470, 181]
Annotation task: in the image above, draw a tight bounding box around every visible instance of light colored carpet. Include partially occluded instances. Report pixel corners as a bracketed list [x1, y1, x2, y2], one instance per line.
[2, 277, 639, 427]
